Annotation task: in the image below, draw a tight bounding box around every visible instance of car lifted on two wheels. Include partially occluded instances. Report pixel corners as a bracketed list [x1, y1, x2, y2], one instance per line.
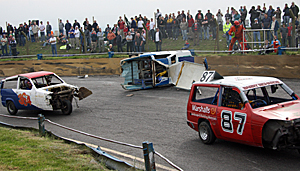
[0, 71, 92, 115]
[187, 71, 300, 152]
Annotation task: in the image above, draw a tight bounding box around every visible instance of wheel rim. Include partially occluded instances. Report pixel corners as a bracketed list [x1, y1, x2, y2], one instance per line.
[200, 126, 208, 140]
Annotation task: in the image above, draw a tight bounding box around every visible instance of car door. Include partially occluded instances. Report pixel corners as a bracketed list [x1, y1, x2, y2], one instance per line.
[14, 77, 35, 110]
[217, 86, 254, 144]
[0, 77, 18, 107]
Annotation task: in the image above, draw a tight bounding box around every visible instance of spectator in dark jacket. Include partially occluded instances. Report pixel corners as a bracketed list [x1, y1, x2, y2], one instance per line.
[116, 31, 123, 52]
[251, 18, 262, 47]
[262, 14, 272, 41]
[290, 2, 299, 18]
[283, 4, 290, 25]
[90, 30, 98, 53]
[65, 20, 71, 38]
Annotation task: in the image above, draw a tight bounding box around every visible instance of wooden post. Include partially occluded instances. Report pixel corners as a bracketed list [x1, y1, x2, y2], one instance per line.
[215, 19, 219, 51]
[92, 16, 94, 23]
[38, 114, 45, 136]
[289, 9, 296, 47]
[21, 31, 29, 55]
[79, 28, 86, 53]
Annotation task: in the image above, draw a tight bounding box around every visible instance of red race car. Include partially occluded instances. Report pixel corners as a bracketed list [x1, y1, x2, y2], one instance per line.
[187, 71, 300, 152]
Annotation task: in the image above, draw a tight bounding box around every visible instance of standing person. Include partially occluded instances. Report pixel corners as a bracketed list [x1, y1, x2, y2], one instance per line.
[210, 15, 217, 40]
[10, 37, 17, 56]
[107, 30, 116, 46]
[84, 26, 90, 47]
[104, 24, 111, 39]
[187, 14, 194, 39]
[90, 30, 97, 53]
[251, 18, 262, 48]
[18, 24, 25, 46]
[240, 6, 247, 27]
[97, 28, 105, 53]
[228, 21, 247, 53]
[192, 19, 200, 45]
[131, 17, 137, 30]
[280, 23, 288, 47]
[116, 31, 123, 52]
[180, 18, 188, 41]
[274, 7, 281, 28]
[225, 9, 232, 22]
[153, 28, 162, 51]
[39, 21, 46, 42]
[262, 13, 271, 41]
[267, 5, 275, 18]
[118, 17, 125, 38]
[1, 34, 8, 56]
[32, 22, 39, 42]
[65, 20, 71, 38]
[49, 34, 57, 56]
[205, 10, 213, 21]
[59, 19, 64, 35]
[68, 26, 75, 48]
[135, 33, 143, 52]
[249, 6, 259, 25]
[141, 30, 146, 51]
[46, 21, 52, 39]
[73, 20, 80, 29]
[92, 20, 98, 31]
[149, 18, 155, 40]
[216, 9, 223, 30]
[126, 31, 133, 54]
[270, 16, 279, 40]
[74, 26, 80, 49]
[138, 18, 144, 32]
[283, 4, 290, 25]
[202, 16, 209, 40]
[287, 22, 293, 47]
[130, 28, 136, 52]
[172, 16, 179, 40]
[223, 19, 232, 48]
[29, 24, 34, 42]
[158, 16, 166, 38]
[290, 2, 299, 18]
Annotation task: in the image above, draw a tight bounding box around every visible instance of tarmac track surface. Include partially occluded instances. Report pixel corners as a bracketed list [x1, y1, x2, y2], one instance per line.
[1, 75, 300, 171]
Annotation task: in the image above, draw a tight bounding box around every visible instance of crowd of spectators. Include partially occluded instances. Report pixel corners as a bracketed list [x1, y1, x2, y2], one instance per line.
[0, 2, 299, 56]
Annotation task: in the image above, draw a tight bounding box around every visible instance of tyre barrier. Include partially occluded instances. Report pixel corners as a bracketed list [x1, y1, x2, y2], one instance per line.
[0, 113, 183, 171]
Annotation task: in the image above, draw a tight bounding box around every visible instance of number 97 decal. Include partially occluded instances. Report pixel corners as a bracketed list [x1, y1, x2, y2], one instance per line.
[221, 110, 247, 135]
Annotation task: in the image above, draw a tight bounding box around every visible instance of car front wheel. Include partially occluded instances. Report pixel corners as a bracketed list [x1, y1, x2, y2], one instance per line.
[61, 100, 72, 115]
[198, 121, 216, 144]
[7, 101, 18, 115]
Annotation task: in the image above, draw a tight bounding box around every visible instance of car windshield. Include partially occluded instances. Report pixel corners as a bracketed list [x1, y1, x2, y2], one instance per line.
[244, 84, 297, 109]
[31, 74, 63, 88]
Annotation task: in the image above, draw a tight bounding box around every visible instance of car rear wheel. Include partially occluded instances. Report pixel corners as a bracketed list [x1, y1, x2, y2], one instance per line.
[7, 101, 18, 115]
[198, 121, 216, 144]
[61, 100, 72, 115]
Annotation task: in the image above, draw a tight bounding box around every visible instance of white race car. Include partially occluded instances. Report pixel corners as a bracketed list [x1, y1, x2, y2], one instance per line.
[0, 71, 92, 115]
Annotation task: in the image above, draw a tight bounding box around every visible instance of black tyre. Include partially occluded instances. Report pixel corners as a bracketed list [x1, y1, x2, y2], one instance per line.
[198, 121, 216, 144]
[7, 101, 18, 115]
[61, 100, 72, 115]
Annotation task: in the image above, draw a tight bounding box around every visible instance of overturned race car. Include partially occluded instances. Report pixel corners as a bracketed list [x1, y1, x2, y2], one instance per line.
[0, 71, 92, 115]
[187, 71, 300, 152]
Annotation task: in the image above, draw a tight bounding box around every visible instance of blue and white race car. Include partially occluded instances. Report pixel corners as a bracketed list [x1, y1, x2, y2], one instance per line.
[0, 71, 92, 115]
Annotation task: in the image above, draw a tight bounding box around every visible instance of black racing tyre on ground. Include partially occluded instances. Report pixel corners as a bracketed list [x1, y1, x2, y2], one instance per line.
[61, 100, 72, 115]
[198, 121, 216, 144]
[7, 101, 18, 115]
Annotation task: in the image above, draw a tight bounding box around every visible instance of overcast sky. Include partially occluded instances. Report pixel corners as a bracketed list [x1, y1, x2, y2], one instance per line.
[1, 0, 296, 31]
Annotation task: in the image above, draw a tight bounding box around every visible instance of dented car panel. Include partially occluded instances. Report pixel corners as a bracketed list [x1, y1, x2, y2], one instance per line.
[187, 73, 300, 152]
[0, 71, 92, 115]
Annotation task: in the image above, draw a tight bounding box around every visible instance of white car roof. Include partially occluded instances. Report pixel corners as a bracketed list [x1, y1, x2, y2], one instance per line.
[195, 76, 283, 91]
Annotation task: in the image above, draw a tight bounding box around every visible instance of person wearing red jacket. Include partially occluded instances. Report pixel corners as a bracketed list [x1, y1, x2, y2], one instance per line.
[228, 20, 248, 52]
[187, 14, 194, 39]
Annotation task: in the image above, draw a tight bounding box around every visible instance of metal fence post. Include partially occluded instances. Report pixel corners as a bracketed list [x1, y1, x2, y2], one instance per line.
[143, 141, 156, 171]
[38, 114, 45, 136]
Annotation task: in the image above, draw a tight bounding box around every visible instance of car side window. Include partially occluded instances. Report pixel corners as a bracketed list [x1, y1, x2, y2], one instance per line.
[221, 87, 243, 110]
[20, 78, 32, 90]
[2, 78, 18, 89]
[192, 86, 219, 105]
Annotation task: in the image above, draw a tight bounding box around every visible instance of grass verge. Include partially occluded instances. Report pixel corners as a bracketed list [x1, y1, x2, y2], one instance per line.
[0, 126, 110, 170]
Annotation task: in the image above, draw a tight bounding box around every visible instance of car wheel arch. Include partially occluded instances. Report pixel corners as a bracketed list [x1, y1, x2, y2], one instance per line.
[262, 119, 282, 148]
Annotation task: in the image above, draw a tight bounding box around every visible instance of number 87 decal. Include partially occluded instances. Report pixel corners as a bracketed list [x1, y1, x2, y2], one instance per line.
[221, 110, 247, 135]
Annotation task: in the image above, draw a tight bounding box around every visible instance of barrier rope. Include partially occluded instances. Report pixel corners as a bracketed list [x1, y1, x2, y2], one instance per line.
[0, 113, 183, 171]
